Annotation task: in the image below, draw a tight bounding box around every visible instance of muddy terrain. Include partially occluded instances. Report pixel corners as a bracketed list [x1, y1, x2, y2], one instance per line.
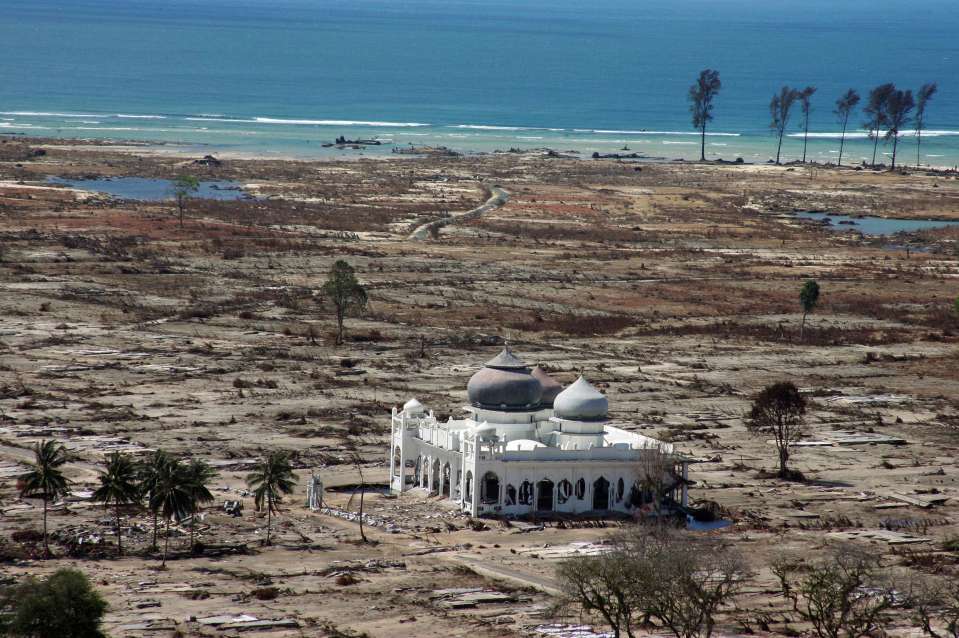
[1, 136, 959, 637]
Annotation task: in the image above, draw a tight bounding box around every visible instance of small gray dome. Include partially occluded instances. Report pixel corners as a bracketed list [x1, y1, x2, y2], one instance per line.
[467, 348, 543, 410]
[531, 366, 562, 406]
[553, 376, 608, 421]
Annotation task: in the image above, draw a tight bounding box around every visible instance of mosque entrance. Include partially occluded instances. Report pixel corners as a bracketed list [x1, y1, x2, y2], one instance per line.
[593, 477, 610, 510]
[536, 479, 554, 511]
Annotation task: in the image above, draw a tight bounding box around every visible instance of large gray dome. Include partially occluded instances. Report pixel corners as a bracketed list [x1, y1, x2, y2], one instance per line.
[531, 366, 562, 407]
[467, 348, 543, 411]
[553, 376, 608, 421]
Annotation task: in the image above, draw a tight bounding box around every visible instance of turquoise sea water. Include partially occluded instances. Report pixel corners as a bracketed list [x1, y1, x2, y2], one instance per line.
[2, 0, 958, 165]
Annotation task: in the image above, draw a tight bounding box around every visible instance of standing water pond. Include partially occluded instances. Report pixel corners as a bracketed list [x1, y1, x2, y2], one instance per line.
[796, 211, 959, 236]
[47, 176, 253, 201]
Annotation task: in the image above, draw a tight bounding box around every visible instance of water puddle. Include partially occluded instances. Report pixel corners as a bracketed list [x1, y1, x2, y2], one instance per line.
[796, 211, 959, 236]
[687, 517, 734, 532]
[47, 176, 252, 201]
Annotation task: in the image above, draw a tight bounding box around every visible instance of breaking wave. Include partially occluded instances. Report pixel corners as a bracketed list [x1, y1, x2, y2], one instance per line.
[253, 117, 429, 127]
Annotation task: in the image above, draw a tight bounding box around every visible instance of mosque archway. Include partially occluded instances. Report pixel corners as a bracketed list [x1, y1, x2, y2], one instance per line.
[536, 479, 554, 512]
[480, 471, 500, 504]
[593, 476, 610, 510]
[442, 463, 452, 498]
[392, 446, 401, 477]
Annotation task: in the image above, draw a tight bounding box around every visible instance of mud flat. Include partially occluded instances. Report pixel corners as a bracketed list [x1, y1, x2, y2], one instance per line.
[1, 135, 958, 636]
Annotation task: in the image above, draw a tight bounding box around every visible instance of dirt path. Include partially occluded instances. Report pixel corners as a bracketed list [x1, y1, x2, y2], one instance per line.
[409, 185, 508, 239]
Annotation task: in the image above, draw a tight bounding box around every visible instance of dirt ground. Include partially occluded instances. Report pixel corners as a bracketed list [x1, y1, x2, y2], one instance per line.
[1, 135, 959, 637]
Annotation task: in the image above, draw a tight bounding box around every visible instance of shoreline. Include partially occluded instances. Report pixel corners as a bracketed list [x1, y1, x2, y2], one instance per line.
[5, 133, 959, 175]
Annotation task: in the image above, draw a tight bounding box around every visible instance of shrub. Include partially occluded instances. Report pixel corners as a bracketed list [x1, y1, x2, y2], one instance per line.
[251, 586, 280, 600]
[0, 568, 107, 638]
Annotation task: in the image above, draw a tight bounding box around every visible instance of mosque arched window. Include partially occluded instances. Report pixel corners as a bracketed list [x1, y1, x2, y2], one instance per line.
[518, 481, 534, 505]
[557, 479, 573, 504]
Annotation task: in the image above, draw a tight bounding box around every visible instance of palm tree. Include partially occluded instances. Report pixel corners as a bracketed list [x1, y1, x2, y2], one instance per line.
[183, 459, 217, 552]
[92, 452, 140, 557]
[19, 440, 72, 558]
[138, 450, 170, 551]
[246, 452, 297, 546]
[148, 457, 192, 567]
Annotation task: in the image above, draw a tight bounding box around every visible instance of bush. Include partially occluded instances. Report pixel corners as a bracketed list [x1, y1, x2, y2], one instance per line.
[251, 586, 280, 600]
[0, 568, 107, 637]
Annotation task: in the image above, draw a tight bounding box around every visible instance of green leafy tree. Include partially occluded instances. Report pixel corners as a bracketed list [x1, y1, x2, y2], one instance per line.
[833, 89, 860, 167]
[0, 568, 107, 638]
[320, 259, 368, 345]
[19, 440, 72, 558]
[915, 83, 938, 168]
[138, 449, 171, 551]
[172, 174, 199, 228]
[884, 88, 915, 170]
[799, 279, 820, 340]
[688, 69, 722, 162]
[246, 451, 297, 546]
[747, 381, 807, 479]
[798, 86, 817, 163]
[183, 459, 217, 552]
[91, 452, 140, 557]
[864, 83, 895, 167]
[770, 86, 802, 164]
[148, 456, 192, 567]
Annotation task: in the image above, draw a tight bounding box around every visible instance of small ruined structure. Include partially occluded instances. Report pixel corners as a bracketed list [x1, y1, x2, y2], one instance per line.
[389, 347, 689, 517]
[306, 474, 324, 511]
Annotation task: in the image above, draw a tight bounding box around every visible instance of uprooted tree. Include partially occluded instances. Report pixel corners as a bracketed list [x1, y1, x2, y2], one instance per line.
[771, 544, 895, 638]
[556, 527, 746, 638]
[746, 381, 806, 479]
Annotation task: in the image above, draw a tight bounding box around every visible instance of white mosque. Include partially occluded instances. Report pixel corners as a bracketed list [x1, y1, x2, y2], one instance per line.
[389, 347, 689, 517]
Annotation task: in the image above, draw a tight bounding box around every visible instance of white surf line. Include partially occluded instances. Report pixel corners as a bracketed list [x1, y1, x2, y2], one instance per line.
[408, 185, 508, 240]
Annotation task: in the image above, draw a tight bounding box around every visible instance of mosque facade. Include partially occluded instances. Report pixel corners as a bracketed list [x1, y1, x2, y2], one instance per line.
[389, 348, 689, 517]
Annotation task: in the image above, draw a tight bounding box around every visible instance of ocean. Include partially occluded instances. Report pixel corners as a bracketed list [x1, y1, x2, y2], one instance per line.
[2, 0, 958, 166]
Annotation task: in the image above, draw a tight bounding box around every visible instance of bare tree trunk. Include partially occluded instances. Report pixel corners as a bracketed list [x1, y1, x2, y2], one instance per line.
[116, 501, 123, 557]
[776, 130, 785, 165]
[802, 119, 809, 163]
[800, 310, 807, 341]
[871, 129, 881, 167]
[335, 307, 345, 345]
[43, 497, 50, 558]
[891, 135, 899, 170]
[916, 129, 922, 168]
[700, 123, 706, 162]
[152, 510, 158, 551]
[266, 502, 272, 546]
[162, 519, 169, 567]
[359, 489, 366, 542]
[838, 118, 847, 166]
[779, 445, 790, 478]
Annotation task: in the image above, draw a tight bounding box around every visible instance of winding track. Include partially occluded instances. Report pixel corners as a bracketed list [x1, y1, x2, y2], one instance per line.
[408, 185, 509, 240]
